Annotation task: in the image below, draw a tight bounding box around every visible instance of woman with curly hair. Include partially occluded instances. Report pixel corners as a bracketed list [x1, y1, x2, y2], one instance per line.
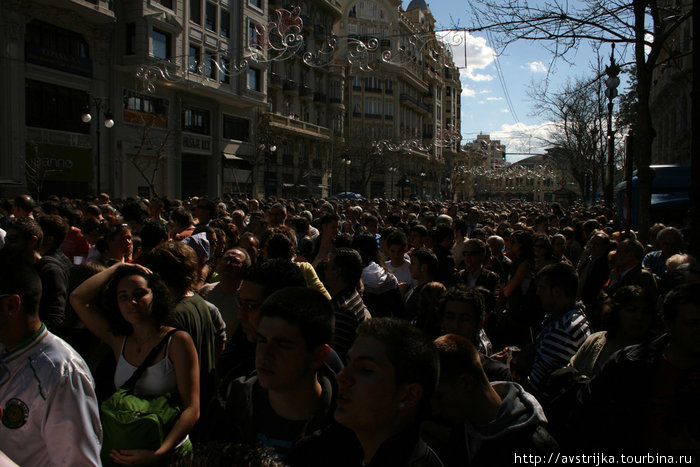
[70, 263, 200, 465]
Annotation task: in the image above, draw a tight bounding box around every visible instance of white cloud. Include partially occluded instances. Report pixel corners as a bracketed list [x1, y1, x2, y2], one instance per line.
[501, 109, 510, 113]
[524, 61, 548, 73]
[485, 97, 503, 101]
[437, 30, 495, 82]
[461, 86, 477, 97]
[489, 122, 557, 158]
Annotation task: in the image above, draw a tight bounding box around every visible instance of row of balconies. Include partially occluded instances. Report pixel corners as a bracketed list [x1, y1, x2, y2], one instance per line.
[400, 93, 431, 113]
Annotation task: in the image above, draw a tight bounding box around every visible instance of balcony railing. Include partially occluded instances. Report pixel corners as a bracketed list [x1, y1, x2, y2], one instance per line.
[313, 92, 327, 103]
[283, 80, 298, 92]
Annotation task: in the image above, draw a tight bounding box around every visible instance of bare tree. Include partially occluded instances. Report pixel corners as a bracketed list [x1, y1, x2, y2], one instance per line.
[467, 0, 693, 241]
[24, 142, 55, 201]
[127, 113, 171, 199]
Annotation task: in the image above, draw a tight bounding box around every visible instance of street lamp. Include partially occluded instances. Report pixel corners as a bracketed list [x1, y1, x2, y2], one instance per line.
[341, 157, 351, 195]
[604, 44, 620, 210]
[388, 166, 398, 199]
[81, 97, 114, 194]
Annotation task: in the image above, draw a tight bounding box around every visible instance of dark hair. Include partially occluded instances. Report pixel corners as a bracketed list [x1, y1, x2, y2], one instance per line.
[7, 217, 43, 251]
[0, 250, 42, 316]
[260, 287, 333, 349]
[143, 241, 199, 297]
[464, 238, 487, 255]
[103, 265, 174, 335]
[13, 194, 36, 213]
[37, 214, 68, 248]
[242, 258, 306, 297]
[663, 283, 700, 324]
[140, 219, 169, 251]
[320, 212, 340, 226]
[356, 318, 438, 420]
[440, 285, 486, 323]
[511, 230, 534, 264]
[170, 207, 194, 228]
[537, 262, 579, 298]
[409, 224, 428, 237]
[433, 225, 454, 244]
[97, 223, 130, 254]
[386, 230, 407, 249]
[603, 286, 652, 338]
[410, 248, 439, 279]
[434, 334, 488, 386]
[330, 247, 363, 284]
[617, 239, 645, 262]
[352, 233, 380, 266]
[262, 226, 296, 260]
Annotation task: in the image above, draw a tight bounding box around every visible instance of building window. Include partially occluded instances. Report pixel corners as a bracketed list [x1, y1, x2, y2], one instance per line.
[223, 115, 250, 141]
[204, 51, 215, 79]
[25, 79, 90, 134]
[220, 10, 230, 37]
[189, 45, 200, 72]
[190, 0, 201, 24]
[25, 20, 90, 60]
[205, 2, 217, 31]
[152, 29, 171, 60]
[248, 68, 261, 92]
[249, 0, 261, 9]
[220, 58, 230, 84]
[248, 23, 260, 46]
[352, 75, 361, 90]
[182, 106, 210, 135]
[155, 0, 173, 9]
[123, 89, 169, 127]
[125, 23, 135, 55]
[385, 79, 393, 93]
[385, 101, 393, 118]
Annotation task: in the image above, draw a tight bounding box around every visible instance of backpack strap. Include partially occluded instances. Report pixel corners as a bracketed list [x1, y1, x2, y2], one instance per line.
[121, 329, 178, 390]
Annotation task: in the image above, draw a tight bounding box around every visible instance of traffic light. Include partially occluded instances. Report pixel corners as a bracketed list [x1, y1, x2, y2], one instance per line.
[501, 152, 506, 161]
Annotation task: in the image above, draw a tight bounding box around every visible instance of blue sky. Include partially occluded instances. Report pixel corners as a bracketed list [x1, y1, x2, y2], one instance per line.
[420, 0, 630, 162]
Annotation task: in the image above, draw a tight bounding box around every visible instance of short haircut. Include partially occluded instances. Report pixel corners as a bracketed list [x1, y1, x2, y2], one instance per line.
[242, 258, 306, 298]
[487, 235, 505, 252]
[617, 239, 645, 262]
[143, 241, 200, 296]
[103, 265, 174, 335]
[356, 318, 438, 419]
[140, 219, 169, 251]
[0, 250, 42, 316]
[410, 248, 439, 279]
[537, 262, 579, 298]
[352, 232, 380, 265]
[260, 287, 333, 349]
[386, 230, 407, 248]
[7, 217, 43, 251]
[37, 214, 68, 247]
[170, 207, 194, 227]
[409, 224, 428, 237]
[320, 212, 340, 226]
[464, 238, 487, 255]
[330, 247, 363, 284]
[433, 225, 454, 244]
[434, 334, 489, 386]
[13, 194, 35, 213]
[663, 283, 700, 324]
[603, 285, 652, 337]
[440, 285, 486, 323]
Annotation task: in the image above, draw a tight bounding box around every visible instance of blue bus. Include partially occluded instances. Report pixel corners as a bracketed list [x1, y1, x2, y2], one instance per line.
[615, 165, 690, 230]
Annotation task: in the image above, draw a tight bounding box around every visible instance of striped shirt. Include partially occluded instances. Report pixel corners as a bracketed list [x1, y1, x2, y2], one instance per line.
[527, 304, 591, 393]
[332, 287, 372, 360]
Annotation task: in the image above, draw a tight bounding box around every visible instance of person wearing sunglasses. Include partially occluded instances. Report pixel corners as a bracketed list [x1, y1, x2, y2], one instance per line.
[0, 252, 102, 466]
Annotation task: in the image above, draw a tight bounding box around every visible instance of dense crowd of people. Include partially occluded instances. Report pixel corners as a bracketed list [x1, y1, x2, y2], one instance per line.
[0, 192, 698, 466]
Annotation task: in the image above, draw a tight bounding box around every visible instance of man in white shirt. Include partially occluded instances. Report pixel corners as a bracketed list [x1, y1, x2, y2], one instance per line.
[0, 253, 102, 466]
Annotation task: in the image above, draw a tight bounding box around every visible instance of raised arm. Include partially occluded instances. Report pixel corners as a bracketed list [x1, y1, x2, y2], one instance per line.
[69, 262, 124, 351]
[502, 261, 531, 298]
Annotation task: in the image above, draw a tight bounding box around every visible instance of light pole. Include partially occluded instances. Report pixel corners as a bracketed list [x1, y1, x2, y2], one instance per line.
[81, 97, 114, 194]
[388, 166, 398, 199]
[341, 157, 351, 195]
[604, 44, 620, 210]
